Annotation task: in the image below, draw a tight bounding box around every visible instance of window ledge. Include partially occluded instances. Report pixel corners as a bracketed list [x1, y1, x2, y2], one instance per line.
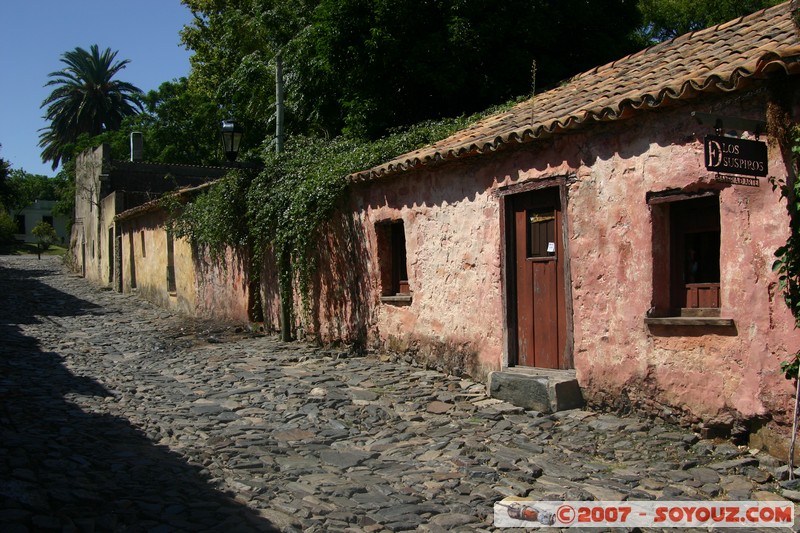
[381, 294, 412, 305]
[645, 316, 734, 327]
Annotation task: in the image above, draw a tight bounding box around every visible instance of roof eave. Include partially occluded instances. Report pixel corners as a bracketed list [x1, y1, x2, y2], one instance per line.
[349, 50, 800, 185]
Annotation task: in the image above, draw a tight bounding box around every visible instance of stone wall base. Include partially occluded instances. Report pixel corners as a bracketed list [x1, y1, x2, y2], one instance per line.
[584, 385, 800, 464]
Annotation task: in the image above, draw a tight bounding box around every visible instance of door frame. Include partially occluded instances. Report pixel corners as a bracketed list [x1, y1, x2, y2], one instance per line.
[497, 176, 575, 369]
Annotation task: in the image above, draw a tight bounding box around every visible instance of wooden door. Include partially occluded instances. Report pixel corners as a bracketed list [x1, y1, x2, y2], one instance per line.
[513, 188, 566, 368]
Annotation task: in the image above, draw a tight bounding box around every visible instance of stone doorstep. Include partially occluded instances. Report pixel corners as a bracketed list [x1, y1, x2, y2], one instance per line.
[487, 368, 584, 414]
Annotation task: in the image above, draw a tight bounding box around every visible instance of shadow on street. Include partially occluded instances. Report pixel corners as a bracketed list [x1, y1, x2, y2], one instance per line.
[0, 260, 277, 532]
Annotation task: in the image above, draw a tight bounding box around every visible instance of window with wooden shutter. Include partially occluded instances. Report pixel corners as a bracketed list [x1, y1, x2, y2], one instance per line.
[527, 209, 556, 259]
[649, 193, 721, 318]
[376, 219, 411, 303]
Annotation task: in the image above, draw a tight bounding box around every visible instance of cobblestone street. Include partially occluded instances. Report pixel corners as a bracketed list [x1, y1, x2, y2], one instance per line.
[1, 255, 798, 532]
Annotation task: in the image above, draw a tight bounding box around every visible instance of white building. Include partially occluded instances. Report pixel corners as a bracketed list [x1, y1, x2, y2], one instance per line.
[13, 200, 69, 244]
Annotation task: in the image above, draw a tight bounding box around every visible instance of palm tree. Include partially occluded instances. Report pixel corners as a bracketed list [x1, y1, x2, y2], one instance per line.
[39, 45, 144, 169]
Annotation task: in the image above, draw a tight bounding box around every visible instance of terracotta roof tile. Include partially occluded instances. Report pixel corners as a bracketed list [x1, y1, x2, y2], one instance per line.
[351, 1, 800, 182]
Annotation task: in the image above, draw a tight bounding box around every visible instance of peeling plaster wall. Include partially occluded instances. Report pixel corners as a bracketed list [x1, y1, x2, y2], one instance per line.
[353, 162, 505, 379]
[69, 146, 107, 283]
[303, 90, 800, 433]
[524, 94, 798, 431]
[99, 192, 120, 288]
[557, 95, 800, 432]
[118, 210, 196, 316]
[304, 212, 373, 345]
[193, 247, 251, 323]
[119, 210, 252, 323]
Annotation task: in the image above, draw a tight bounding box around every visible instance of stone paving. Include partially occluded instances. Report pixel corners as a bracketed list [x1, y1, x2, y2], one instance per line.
[1, 255, 799, 532]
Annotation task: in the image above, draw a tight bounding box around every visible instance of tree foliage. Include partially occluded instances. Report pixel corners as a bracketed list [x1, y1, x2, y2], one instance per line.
[0, 152, 15, 243]
[0, 167, 74, 232]
[180, 0, 643, 142]
[0, 211, 16, 244]
[310, 0, 643, 138]
[39, 45, 144, 170]
[181, 0, 318, 153]
[4, 169, 70, 210]
[31, 221, 57, 251]
[97, 78, 224, 165]
[0, 151, 12, 210]
[637, 0, 783, 43]
[136, 78, 223, 164]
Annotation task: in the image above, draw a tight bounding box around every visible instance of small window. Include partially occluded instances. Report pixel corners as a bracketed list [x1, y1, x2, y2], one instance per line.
[108, 228, 115, 283]
[140, 231, 146, 258]
[129, 232, 137, 289]
[42, 215, 53, 227]
[527, 208, 556, 258]
[376, 220, 411, 299]
[650, 193, 721, 316]
[166, 231, 176, 293]
[14, 214, 25, 234]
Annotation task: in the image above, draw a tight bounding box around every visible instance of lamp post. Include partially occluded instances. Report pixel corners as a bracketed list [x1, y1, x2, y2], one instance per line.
[220, 119, 243, 162]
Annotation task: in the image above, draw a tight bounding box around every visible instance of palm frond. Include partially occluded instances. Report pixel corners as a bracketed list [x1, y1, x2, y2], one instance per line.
[39, 45, 144, 169]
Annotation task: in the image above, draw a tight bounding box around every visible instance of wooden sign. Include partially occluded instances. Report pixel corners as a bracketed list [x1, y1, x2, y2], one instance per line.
[704, 135, 767, 177]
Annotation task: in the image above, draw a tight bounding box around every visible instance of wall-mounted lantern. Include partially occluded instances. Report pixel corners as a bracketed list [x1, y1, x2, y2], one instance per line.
[220, 119, 243, 162]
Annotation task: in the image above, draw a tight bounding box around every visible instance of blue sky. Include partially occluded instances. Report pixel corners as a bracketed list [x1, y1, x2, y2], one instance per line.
[0, 1, 195, 177]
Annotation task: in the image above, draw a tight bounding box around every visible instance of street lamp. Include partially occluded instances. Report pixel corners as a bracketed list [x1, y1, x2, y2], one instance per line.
[220, 119, 243, 162]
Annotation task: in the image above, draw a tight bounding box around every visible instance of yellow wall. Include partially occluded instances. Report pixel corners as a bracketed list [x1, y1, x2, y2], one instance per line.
[119, 211, 197, 316]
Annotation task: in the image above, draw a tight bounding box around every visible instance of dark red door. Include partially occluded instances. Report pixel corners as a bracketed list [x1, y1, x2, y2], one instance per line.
[513, 188, 566, 368]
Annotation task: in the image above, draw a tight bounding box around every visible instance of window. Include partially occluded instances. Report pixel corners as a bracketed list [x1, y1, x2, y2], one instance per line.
[649, 193, 723, 319]
[140, 231, 146, 257]
[166, 230, 176, 293]
[108, 228, 115, 283]
[527, 208, 556, 258]
[42, 215, 53, 227]
[129, 232, 137, 289]
[670, 196, 720, 312]
[14, 214, 25, 234]
[376, 220, 411, 300]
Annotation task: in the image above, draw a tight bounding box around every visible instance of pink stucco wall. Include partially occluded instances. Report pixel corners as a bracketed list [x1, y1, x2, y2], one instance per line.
[298, 91, 800, 434]
[352, 160, 505, 376]
[193, 247, 251, 323]
[555, 103, 800, 429]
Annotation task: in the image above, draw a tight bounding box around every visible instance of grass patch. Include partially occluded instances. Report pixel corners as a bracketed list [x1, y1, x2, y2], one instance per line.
[0, 242, 67, 256]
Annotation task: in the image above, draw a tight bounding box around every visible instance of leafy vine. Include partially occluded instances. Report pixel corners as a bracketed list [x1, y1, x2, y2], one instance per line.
[776, 126, 800, 377]
[170, 101, 519, 333]
[772, 119, 800, 472]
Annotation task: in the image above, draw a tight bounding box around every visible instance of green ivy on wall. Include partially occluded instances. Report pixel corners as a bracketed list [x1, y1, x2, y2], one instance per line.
[776, 125, 800, 379]
[773, 121, 800, 473]
[168, 170, 253, 259]
[168, 100, 521, 330]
